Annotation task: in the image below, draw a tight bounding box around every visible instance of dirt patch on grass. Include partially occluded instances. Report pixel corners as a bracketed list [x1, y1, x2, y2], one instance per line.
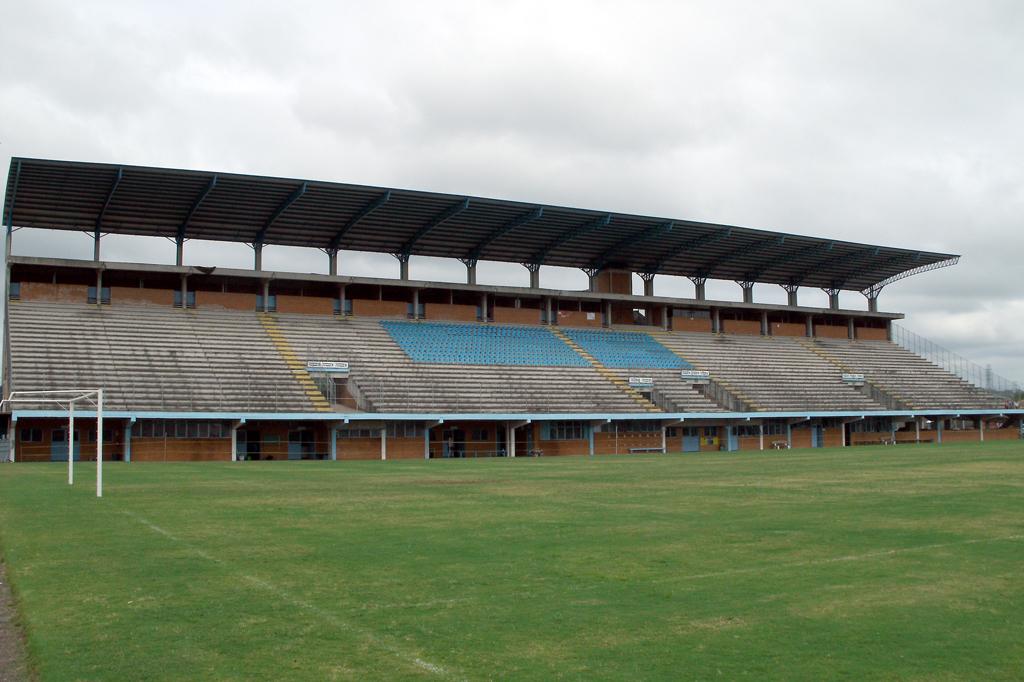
[0, 560, 30, 681]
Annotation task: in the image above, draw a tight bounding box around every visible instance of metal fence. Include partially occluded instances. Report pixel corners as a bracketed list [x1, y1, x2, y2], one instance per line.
[891, 324, 1021, 397]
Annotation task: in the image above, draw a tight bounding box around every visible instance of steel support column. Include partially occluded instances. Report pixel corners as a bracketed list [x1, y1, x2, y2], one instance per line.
[180, 274, 188, 310]
[782, 284, 799, 307]
[641, 273, 655, 297]
[740, 283, 754, 304]
[761, 310, 769, 336]
[691, 277, 707, 301]
[327, 249, 339, 276]
[712, 308, 720, 334]
[466, 261, 477, 285]
[806, 315, 814, 337]
[397, 255, 410, 281]
[526, 263, 541, 288]
[124, 418, 133, 463]
[254, 243, 263, 271]
[847, 318, 855, 339]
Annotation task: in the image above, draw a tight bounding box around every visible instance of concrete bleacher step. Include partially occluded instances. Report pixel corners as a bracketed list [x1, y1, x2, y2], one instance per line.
[646, 330, 758, 411]
[654, 331, 884, 412]
[808, 337, 1004, 410]
[8, 301, 324, 413]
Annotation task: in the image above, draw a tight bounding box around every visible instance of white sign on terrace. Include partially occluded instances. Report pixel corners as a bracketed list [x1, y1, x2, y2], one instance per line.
[680, 369, 711, 383]
[842, 373, 866, 384]
[307, 361, 350, 373]
[628, 377, 654, 388]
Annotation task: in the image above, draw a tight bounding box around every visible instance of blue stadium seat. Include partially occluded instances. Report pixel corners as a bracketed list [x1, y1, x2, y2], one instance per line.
[380, 321, 589, 367]
[562, 328, 691, 369]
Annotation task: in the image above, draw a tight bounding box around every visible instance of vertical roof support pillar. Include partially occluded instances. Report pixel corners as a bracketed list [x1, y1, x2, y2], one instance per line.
[525, 262, 541, 289]
[737, 280, 754, 304]
[640, 272, 655, 297]
[823, 287, 840, 310]
[689, 276, 707, 301]
[460, 258, 477, 285]
[782, 283, 799, 307]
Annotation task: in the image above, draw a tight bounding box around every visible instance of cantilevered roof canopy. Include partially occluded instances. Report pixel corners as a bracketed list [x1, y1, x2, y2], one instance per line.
[3, 158, 958, 293]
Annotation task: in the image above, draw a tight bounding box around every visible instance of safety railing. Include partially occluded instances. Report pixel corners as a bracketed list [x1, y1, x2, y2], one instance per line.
[891, 324, 1021, 397]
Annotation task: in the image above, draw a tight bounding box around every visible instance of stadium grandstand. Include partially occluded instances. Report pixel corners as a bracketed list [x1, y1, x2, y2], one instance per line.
[1, 157, 1021, 462]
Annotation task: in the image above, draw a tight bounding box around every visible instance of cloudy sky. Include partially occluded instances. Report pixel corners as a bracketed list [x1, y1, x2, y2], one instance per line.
[1, 1, 1022, 381]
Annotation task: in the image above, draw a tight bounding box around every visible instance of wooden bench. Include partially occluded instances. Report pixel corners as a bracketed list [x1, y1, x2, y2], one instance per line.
[771, 440, 790, 450]
[629, 447, 665, 454]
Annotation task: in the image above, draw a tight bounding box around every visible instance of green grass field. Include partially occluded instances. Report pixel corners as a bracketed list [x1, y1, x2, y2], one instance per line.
[1, 443, 1023, 680]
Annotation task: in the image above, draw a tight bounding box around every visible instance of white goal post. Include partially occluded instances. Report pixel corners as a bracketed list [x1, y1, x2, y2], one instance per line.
[1, 389, 105, 498]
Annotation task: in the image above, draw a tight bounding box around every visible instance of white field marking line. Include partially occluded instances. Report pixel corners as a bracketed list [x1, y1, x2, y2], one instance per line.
[652, 533, 1024, 585]
[121, 511, 461, 680]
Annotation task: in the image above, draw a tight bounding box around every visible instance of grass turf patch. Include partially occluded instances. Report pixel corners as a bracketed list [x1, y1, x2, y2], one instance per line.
[1, 442, 1023, 680]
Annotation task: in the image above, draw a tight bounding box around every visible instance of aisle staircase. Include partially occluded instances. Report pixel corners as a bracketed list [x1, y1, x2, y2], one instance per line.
[258, 314, 333, 412]
[551, 328, 662, 413]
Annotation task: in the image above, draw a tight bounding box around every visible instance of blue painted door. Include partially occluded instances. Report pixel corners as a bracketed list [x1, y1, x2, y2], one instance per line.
[288, 430, 314, 460]
[682, 435, 700, 452]
[50, 429, 80, 461]
[726, 427, 739, 452]
[812, 425, 824, 448]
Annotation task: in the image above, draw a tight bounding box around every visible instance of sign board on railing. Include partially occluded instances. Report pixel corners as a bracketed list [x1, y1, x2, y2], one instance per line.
[628, 377, 654, 388]
[307, 361, 350, 373]
[680, 369, 711, 384]
[842, 373, 865, 384]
